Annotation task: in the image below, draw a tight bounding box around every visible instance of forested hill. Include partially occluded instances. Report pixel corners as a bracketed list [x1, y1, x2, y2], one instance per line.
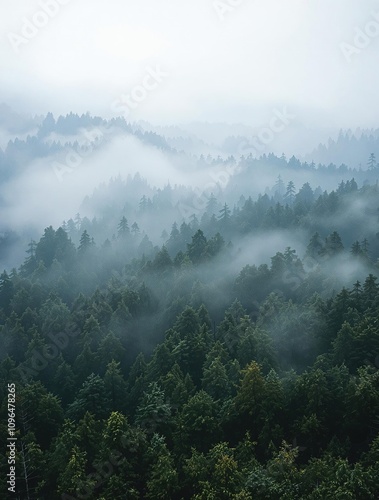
[1, 175, 379, 498]
[0, 111, 172, 182]
[2, 117, 379, 272]
[305, 130, 379, 168]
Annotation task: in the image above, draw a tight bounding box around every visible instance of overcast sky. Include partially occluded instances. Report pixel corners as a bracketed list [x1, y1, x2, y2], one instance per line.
[1, 0, 378, 128]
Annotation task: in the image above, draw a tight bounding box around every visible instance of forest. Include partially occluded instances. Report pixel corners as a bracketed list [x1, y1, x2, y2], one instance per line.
[1, 135, 379, 498]
[3, 0, 379, 497]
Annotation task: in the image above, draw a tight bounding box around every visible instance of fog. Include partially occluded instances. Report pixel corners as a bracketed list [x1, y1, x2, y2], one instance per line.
[2, 4, 379, 496]
[0, 134, 183, 232]
[1, 0, 379, 250]
[0, 0, 378, 130]
[1, 0, 379, 317]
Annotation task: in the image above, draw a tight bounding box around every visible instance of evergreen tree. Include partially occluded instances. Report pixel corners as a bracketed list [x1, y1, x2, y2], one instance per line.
[274, 175, 285, 198]
[218, 203, 231, 226]
[351, 241, 362, 256]
[131, 221, 140, 236]
[202, 356, 231, 400]
[67, 373, 110, 420]
[78, 230, 93, 254]
[368, 152, 377, 170]
[187, 230, 207, 263]
[135, 382, 171, 435]
[284, 181, 296, 204]
[323, 231, 344, 256]
[206, 193, 218, 215]
[146, 435, 179, 499]
[117, 216, 130, 238]
[306, 233, 324, 260]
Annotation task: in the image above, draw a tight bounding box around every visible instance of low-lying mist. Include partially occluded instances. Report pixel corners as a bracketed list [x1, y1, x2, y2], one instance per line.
[1, 109, 379, 276]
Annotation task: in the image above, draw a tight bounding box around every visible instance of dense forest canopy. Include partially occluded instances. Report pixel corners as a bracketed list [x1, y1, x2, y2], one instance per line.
[1, 108, 379, 498]
[2, 108, 379, 271]
[2, 0, 379, 496]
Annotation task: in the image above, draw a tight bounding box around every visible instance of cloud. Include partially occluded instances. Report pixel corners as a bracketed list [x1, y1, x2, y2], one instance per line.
[0, 133, 185, 232]
[0, 0, 378, 128]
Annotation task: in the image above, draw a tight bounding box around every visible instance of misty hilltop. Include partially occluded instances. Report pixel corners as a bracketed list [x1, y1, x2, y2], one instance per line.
[1, 103, 379, 498]
[1, 106, 379, 271]
[1, 1, 379, 497]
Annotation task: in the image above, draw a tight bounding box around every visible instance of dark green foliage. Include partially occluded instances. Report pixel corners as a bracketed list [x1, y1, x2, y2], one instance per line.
[2, 177, 379, 498]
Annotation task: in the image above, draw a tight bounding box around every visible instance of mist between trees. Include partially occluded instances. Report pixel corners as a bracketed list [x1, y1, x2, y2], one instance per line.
[1, 111, 379, 498]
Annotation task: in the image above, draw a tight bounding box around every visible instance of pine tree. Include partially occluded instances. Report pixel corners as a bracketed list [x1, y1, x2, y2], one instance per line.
[187, 230, 207, 263]
[67, 373, 110, 420]
[202, 356, 231, 400]
[169, 222, 179, 239]
[206, 193, 218, 215]
[35, 226, 57, 267]
[178, 390, 219, 452]
[139, 195, 148, 212]
[97, 331, 126, 370]
[284, 181, 296, 204]
[74, 213, 82, 230]
[324, 231, 344, 256]
[26, 239, 37, 258]
[0, 271, 13, 315]
[218, 203, 231, 226]
[135, 382, 171, 434]
[275, 175, 285, 198]
[361, 238, 369, 256]
[368, 153, 377, 170]
[131, 222, 140, 236]
[153, 246, 172, 270]
[38, 111, 56, 137]
[104, 361, 128, 413]
[117, 216, 130, 238]
[58, 445, 94, 498]
[78, 230, 93, 254]
[351, 241, 362, 256]
[362, 274, 379, 308]
[146, 435, 179, 499]
[306, 233, 324, 260]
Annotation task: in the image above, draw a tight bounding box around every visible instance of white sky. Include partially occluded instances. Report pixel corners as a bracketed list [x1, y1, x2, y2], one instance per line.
[1, 0, 378, 128]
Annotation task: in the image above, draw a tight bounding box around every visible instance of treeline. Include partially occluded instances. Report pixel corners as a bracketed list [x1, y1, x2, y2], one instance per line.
[1, 177, 379, 497]
[0, 269, 379, 497]
[0, 111, 173, 182]
[306, 130, 379, 168]
[62, 177, 379, 263]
